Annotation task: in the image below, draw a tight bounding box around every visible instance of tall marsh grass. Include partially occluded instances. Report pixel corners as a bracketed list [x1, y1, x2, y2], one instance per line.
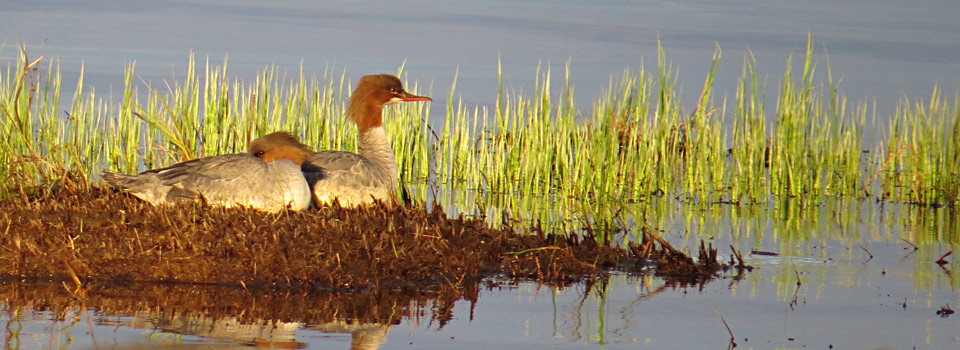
[1, 38, 957, 242]
[0, 47, 431, 197]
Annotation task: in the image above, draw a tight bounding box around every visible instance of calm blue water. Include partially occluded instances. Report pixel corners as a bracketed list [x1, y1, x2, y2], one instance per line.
[2, 0, 958, 118]
[3, 240, 959, 349]
[2, 1, 959, 349]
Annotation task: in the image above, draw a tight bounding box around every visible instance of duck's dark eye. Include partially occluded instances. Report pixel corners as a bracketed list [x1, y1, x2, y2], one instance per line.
[255, 151, 265, 157]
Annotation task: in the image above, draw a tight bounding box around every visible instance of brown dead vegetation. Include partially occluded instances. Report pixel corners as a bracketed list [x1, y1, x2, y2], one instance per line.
[0, 177, 745, 291]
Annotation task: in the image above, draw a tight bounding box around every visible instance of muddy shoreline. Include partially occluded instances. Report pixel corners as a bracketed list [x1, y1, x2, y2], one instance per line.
[0, 179, 735, 291]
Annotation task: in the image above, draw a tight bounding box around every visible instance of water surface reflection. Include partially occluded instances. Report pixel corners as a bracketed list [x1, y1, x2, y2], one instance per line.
[2, 241, 957, 350]
[1, 282, 468, 349]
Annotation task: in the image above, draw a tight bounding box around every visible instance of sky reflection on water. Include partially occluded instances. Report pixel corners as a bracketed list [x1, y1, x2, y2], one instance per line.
[2, 241, 958, 350]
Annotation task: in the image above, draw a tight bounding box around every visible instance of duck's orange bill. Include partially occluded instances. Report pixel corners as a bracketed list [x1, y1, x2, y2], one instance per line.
[399, 92, 432, 102]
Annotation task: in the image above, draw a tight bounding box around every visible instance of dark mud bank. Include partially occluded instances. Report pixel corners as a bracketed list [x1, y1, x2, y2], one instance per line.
[0, 182, 738, 290]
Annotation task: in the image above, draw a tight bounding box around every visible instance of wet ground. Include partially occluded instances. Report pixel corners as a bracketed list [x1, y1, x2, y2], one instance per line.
[0, 180, 732, 291]
[0, 182, 958, 349]
[0, 180, 745, 349]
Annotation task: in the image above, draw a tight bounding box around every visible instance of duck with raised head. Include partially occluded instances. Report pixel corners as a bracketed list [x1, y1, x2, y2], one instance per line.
[252, 74, 431, 207]
[100, 135, 313, 212]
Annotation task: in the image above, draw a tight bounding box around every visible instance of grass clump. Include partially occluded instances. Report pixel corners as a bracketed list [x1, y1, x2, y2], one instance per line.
[0, 48, 431, 199]
[877, 86, 960, 205]
[428, 37, 956, 242]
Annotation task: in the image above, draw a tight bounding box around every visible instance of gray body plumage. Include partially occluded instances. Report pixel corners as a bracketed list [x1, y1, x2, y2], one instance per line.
[303, 126, 397, 207]
[101, 153, 312, 212]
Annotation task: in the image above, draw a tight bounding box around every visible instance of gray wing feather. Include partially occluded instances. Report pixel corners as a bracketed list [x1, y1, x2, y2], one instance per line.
[152, 154, 261, 199]
[302, 150, 394, 206]
[102, 153, 311, 211]
[303, 151, 364, 172]
[103, 154, 266, 203]
[304, 151, 386, 188]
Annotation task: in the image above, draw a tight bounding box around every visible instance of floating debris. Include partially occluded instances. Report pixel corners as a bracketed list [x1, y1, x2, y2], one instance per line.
[936, 304, 955, 318]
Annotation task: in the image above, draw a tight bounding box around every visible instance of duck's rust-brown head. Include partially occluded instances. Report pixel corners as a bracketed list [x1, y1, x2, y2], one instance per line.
[248, 132, 313, 166]
[348, 74, 431, 133]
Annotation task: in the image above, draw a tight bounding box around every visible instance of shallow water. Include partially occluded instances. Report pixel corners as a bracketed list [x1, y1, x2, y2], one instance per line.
[2, 204, 958, 349]
[2, 1, 959, 349]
